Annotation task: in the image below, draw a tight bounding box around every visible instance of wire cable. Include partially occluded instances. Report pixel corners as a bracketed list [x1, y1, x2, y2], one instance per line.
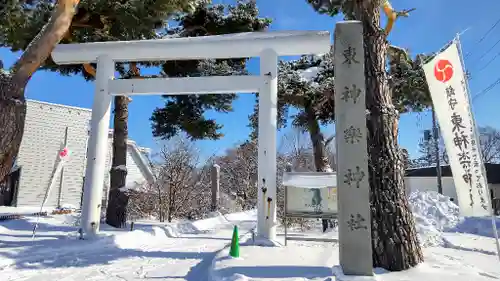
[472, 76, 500, 102]
[471, 51, 500, 79]
[464, 15, 500, 59]
[469, 37, 500, 70]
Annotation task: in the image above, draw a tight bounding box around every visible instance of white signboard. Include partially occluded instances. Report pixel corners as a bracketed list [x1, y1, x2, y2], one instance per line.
[283, 172, 338, 215]
[423, 42, 490, 217]
[286, 186, 338, 214]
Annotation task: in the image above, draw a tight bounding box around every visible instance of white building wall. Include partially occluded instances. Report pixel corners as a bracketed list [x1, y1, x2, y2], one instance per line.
[101, 136, 151, 208]
[404, 176, 496, 203]
[404, 176, 458, 201]
[16, 100, 91, 207]
[491, 183, 500, 198]
[102, 136, 148, 189]
[15, 100, 151, 208]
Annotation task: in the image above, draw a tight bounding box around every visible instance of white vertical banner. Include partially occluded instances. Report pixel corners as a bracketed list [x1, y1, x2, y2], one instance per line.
[42, 147, 71, 209]
[33, 147, 71, 238]
[423, 42, 490, 217]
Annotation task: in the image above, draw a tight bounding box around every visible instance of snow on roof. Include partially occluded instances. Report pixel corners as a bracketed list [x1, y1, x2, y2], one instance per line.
[127, 140, 154, 184]
[282, 172, 337, 188]
[27, 99, 92, 112]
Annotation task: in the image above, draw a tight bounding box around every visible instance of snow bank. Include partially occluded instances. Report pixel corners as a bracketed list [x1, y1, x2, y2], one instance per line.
[190, 214, 228, 232]
[159, 221, 206, 237]
[451, 216, 500, 238]
[408, 191, 460, 246]
[113, 226, 169, 249]
[190, 210, 255, 232]
[158, 210, 256, 237]
[127, 212, 232, 238]
[224, 209, 256, 222]
[408, 190, 500, 247]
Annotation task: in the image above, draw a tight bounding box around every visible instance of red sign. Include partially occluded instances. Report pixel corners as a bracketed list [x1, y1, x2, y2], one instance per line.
[59, 148, 69, 158]
[434, 59, 454, 83]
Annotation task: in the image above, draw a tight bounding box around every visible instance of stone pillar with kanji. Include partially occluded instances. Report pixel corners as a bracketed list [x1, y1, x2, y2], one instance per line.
[334, 21, 373, 276]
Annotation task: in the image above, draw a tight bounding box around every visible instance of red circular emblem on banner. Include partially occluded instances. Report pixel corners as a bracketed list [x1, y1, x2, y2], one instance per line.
[434, 59, 454, 83]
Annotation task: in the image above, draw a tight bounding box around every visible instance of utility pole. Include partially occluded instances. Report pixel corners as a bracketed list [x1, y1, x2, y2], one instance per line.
[432, 106, 443, 194]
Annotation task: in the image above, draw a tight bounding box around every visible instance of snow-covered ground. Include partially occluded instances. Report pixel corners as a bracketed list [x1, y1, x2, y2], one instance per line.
[0, 208, 256, 281]
[211, 191, 500, 281]
[1, 191, 500, 281]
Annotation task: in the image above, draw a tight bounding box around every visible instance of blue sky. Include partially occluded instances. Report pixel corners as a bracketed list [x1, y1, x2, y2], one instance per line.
[1, 0, 500, 160]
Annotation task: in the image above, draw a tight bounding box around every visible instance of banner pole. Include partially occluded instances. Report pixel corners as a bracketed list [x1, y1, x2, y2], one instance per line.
[455, 33, 500, 262]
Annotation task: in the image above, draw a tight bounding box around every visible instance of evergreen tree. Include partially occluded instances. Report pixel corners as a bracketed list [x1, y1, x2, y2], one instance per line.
[0, 0, 82, 186]
[411, 129, 447, 168]
[250, 54, 336, 173]
[1, 0, 201, 227]
[248, 42, 433, 238]
[150, 1, 271, 140]
[305, 0, 425, 271]
[252, 48, 433, 171]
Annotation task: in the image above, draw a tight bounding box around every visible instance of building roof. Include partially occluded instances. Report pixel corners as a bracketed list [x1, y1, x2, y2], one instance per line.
[27, 99, 92, 112]
[405, 163, 500, 184]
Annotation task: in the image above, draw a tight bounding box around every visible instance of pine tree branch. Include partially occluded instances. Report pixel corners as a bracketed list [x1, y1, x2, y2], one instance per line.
[388, 45, 411, 63]
[11, 0, 81, 90]
[130, 63, 140, 77]
[381, 0, 415, 35]
[83, 61, 154, 104]
[83, 63, 96, 77]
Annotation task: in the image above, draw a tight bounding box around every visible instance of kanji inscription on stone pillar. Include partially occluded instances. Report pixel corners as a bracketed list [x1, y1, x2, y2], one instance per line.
[334, 20, 373, 276]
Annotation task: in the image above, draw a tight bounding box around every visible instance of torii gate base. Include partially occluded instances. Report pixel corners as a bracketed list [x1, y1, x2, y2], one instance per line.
[51, 31, 330, 241]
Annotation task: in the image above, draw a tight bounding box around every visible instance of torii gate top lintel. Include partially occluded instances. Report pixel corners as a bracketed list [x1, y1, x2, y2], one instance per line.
[51, 30, 331, 65]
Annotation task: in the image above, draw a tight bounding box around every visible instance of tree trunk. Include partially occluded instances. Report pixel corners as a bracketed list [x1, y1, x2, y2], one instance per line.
[0, 76, 26, 183]
[305, 105, 333, 232]
[0, 0, 80, 183]
[352, 0, 423, 270]
[168, 187, 174, 222]
[305, 105, 332, 172]
[106, 96, 130, 228]
[158, 189, 165, 222]
[168, 206, 174, 222]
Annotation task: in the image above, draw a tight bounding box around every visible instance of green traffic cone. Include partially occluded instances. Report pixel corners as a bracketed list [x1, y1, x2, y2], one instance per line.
[229, 225, 240, 258]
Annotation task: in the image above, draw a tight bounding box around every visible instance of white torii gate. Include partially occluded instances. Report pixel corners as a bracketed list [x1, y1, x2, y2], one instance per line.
[51, 31, 330, 240]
